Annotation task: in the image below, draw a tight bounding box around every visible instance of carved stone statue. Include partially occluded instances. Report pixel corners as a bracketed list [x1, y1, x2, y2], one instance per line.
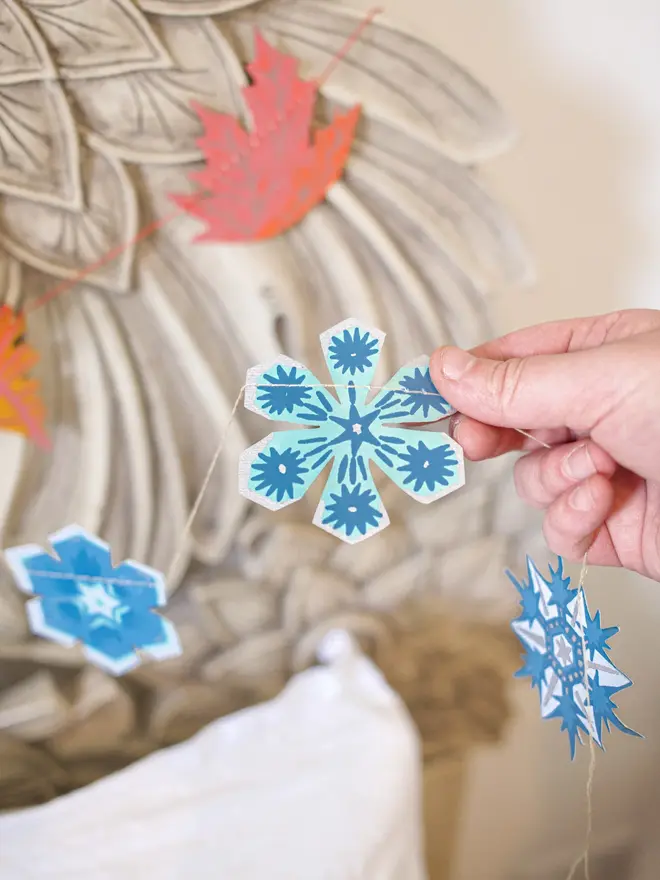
[0, 4, 532, 869]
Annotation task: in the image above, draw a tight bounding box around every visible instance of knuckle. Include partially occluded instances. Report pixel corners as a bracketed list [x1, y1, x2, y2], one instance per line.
[542, 516, 578, 561]
[513, 454, 548, 509]
[537, 452, 562, 500]
[487, 357, 528, 421]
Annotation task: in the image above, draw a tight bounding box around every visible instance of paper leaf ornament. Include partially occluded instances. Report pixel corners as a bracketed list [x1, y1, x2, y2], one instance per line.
[0, 306, 48, 449]
[171, 30, 361, 242]
[4, 525, 181, 676]
[508, 557, 639, 757]
[239, 319, 463, 544]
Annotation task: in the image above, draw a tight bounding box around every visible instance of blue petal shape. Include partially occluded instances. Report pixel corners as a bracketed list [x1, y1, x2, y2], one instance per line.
[321, 320, 384, 408]
[5, 547, 78, 600]
[546, 557, 575, 610]
[506, 568, 540, 622]
[110, 562, 165, 610]
[514, 648, 549, 693]
[584, 608, 619, 660]
[50, 526, 114, 579]
[85, 621, 139, 675]
[4, 525, 181, 676]
[589, 673, 641, 743]
[509, 556, 639, 757]
[315, 457, 387, 543]
[547, 692, 591, 760]
[140, 618, 182, 662]
[371, 357, 455, 424]
[240, 319, 466, 543]
[26, 598, 80, 649]
[373, 428, 464, 502]
[241, 430, 331, 510]
[38, 597, 87, 644]
[245, 357, 332, 425]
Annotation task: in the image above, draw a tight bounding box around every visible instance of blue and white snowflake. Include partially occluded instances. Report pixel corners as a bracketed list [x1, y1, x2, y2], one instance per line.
[508, 556, 639, 757]
[4, 525, 181, 676]
[240, 319, 464, 543]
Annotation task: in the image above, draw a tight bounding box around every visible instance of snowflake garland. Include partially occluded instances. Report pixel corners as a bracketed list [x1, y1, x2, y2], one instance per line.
[239, 319, 464, 543]
[508, 556, 639, 757]
[4, 525, 181, 676]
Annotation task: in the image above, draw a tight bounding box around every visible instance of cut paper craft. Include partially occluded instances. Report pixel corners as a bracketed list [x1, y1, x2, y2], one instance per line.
[240, 319, 464, 544]
[171, 29, 361, 242]
[508, 557, 639, 758]
[4, 525, 181, 676]
[0, 305, 48, 449]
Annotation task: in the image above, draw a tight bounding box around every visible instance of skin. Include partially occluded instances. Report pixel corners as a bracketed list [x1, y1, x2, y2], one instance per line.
[428, 309, 660, 582]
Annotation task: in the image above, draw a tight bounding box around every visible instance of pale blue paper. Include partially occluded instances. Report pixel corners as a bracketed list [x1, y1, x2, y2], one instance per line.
[240, 319, 464, 543]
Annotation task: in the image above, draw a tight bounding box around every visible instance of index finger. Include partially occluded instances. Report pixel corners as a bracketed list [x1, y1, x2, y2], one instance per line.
[470, 309, 660, 361]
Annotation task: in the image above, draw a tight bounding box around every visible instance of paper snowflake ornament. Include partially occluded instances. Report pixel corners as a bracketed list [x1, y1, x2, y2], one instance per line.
[4, 525, 181, 676]
[239, 319, 464, 543]
[508, 557, 639, 757]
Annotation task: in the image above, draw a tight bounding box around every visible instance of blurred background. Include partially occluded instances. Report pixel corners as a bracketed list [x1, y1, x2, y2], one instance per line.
[1, 1, 660, 878]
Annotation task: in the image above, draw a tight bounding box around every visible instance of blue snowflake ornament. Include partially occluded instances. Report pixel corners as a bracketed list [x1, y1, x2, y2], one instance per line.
[240, 319, 464, 543]
[4, 525, 182, 676]
[508, 557, 639, 758]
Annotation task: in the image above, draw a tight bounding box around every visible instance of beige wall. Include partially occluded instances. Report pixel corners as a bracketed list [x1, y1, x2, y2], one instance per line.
[346, 0, 660, 876]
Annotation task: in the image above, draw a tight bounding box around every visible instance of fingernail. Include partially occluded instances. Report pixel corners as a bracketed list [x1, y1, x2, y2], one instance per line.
[562, 444, 597, 482]
[569, 482, 594, 511]
[436, 347, 475, 381]
[449, 414, 463, 440]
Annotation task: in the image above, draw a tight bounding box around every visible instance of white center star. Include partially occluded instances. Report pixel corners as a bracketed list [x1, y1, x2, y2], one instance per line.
[553, 633, 574, 667]
[352, 424, 362, 434]
[77, 582, 127, 623]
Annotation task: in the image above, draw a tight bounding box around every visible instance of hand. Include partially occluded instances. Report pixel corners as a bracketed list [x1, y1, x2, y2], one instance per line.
[429, 309, 660, 582]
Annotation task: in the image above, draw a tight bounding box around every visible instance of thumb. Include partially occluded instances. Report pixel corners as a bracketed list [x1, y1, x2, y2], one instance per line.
[429, 345, 618, 430]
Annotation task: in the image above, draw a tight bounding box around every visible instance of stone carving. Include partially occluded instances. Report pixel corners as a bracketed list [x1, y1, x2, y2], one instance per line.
[0, 0, 535, 809]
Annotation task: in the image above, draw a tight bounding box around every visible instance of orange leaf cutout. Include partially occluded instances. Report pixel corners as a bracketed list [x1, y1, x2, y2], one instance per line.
[0, 306, 48, 449]
[171, 30, 361, 243]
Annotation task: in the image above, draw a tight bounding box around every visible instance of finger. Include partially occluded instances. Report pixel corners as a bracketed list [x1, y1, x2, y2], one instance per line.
[450, 416, 522, 460]
[468, 309, 660, 361]
[513, 440, 617, 509]
[429, 343, 627, 432]
[542, 473, 615, 561]
[577, 526, 621, 568]
[450, 416, 572, 461]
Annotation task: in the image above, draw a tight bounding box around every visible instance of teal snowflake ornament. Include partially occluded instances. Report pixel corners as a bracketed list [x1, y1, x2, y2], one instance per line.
[4, 525, 181, 676]
[239, 319, 464, 543]
[508, 556, 640, 758]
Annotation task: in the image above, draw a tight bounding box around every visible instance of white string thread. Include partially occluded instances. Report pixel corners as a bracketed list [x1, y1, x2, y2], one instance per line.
[516, 427, 552, 449]
[164, 384, 246, 587]
[565, 552, 595, 880]
[17, 381, 551, 586]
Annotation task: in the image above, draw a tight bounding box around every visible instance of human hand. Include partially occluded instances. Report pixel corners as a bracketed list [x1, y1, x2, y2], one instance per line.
[429, 309, 660, 582]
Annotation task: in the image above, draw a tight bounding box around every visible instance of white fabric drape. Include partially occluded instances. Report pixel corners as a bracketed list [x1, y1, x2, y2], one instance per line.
[0, 634, 428, 880]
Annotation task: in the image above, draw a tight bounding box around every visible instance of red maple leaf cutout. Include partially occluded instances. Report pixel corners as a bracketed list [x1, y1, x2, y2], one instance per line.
[0, 306, 48, 449]
[171, 30, 361, 243]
